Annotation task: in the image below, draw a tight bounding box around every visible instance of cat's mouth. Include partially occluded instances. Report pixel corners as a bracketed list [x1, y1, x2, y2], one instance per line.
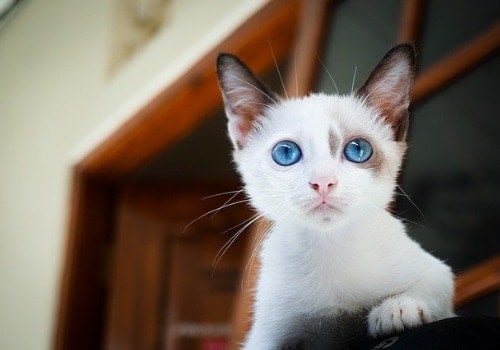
[309, 199, 340, 215]
[316, 201, 334, 210]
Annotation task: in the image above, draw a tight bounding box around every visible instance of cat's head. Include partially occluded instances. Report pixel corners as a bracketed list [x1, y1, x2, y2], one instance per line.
[217, 45, 415, 231]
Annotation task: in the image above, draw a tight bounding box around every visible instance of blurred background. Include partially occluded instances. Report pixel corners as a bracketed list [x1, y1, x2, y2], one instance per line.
[0, 0, 498, 349]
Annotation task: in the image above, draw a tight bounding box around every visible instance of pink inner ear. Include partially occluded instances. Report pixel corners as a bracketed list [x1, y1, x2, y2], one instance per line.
[235, 119, 253, 147]
[377, 95, 407, 123]
[229, 102, 264, 148]
[365, 65, 412, 124]
[238, 122, 251, 136]
[228, 111, 257, 149]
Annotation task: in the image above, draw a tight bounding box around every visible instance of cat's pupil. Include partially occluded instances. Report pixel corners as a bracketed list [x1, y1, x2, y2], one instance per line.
[343, 138, 372, 163]
[272, 140, 302, 166]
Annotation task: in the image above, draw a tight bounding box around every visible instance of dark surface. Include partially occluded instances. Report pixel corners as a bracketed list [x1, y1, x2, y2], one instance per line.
[359, 316, 500, 350]
[280, 316, 500, 350]
[280, 311, 368, 350]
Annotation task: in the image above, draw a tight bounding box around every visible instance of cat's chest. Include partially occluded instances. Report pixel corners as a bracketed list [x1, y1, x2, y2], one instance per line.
[259, 225, 403, 311]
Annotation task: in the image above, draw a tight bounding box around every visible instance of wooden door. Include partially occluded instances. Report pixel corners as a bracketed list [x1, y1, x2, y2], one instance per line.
[104, 182, 251, 350]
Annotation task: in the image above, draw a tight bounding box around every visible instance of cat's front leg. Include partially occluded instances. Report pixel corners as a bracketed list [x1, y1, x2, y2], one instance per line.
[243, 323, 281, 350]
[367, 295, 432, 337]
[367, 260, 455, 337]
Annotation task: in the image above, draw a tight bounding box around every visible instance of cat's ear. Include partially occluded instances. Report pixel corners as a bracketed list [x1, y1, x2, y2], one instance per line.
[356, 44, 416, 141]
[217, 53, 278, 149]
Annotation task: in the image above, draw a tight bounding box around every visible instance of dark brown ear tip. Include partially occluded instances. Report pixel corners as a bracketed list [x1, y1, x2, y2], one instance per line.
[217, 53, 238, 83]
[395, 43, 415, 52]
[388, 43, 416, 66]
[216, 53, 252, 80]
[217, 53, 235, 71]
[217, 53, 234, 65]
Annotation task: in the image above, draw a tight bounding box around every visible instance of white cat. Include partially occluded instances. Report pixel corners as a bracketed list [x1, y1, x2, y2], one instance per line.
[216, 44, 455, 349]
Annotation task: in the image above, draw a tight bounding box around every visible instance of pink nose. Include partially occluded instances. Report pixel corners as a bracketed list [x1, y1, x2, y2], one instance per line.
[309, 180, 336, 196]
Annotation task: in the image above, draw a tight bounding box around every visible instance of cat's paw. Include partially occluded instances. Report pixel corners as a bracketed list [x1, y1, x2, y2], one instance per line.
[368, 295, 432, 337]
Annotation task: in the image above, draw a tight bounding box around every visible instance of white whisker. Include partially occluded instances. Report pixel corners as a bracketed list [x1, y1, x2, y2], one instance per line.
[396, 185, 426, 220]
[293, 46, 299, 97]
[357, 196, 426, 229]
[183, 198, 251, 234]
[223, 213, 259, 235]
[351, 66, 358, 94]
[212, 214, 262, 274]
[316, 54, 339, 95]
[203, 188, 244, 200]
[269, 38, 288, 99]
[242, 219, 270, 290]
[210, 190, 246, 219]
[230, 75, 278, 105]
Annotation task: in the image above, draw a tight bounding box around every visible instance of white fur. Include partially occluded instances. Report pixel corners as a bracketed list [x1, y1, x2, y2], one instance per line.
[230, 94, 455, 349]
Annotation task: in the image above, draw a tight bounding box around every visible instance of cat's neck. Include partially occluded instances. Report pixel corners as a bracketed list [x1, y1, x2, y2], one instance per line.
[260, 208, 398, 278]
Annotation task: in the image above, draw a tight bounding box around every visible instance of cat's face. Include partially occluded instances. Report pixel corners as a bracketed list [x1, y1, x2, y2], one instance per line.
[232, 95, 406, 230]
[217, 45, 415, 231]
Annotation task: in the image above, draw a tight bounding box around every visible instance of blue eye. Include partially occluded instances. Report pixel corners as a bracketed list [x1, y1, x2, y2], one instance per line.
[343, 138, 373, 163]
[272, 140, 302, 166]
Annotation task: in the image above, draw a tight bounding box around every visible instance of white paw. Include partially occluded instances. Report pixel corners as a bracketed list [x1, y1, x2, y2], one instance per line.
[368, 295, 432, 337]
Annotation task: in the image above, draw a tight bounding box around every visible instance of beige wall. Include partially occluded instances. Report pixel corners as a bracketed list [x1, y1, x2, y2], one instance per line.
[0, 0, 267, 348]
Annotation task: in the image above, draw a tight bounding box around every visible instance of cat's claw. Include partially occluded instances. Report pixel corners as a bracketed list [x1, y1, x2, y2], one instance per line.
[368, 295, 432, 337]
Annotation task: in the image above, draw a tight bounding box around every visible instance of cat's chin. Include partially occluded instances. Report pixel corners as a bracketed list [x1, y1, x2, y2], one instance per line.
[290, 208, 349, 231]
[269, 209, 343, 231]
[308, 209, 338, 224]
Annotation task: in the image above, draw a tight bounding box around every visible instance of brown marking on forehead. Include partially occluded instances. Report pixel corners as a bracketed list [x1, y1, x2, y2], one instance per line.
[328, 129, 339, 157]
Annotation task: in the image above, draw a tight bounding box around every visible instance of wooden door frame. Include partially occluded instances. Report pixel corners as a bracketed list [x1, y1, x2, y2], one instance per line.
[53, 1, 302, 349]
